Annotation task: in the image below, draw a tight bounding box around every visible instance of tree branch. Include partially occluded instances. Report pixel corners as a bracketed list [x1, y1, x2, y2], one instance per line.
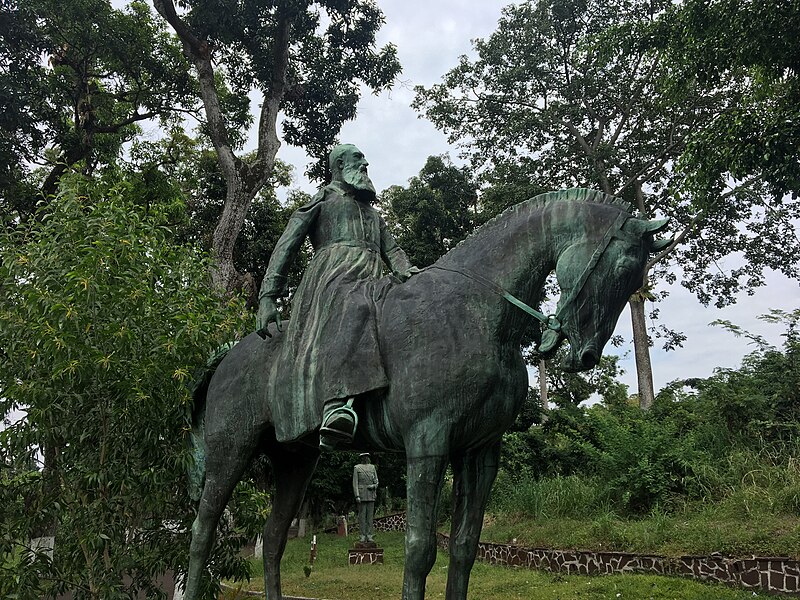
[94, 111, 157, 134]
[153, 0, 239, 180]
[645, 174, 763, 270]
[563, 120, 612, 193]
[251, 10, 292, 185]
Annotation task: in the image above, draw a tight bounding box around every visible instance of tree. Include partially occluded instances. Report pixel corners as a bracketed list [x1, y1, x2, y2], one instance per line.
[129, 130, 308, 305]
[379, 155, 479, 267]
[153, 0, 402, 294]
[0, 0, 196, 219]
[653, 0, 800, 202]
[0, 176, 253, 598]
[414, 0, 800, 408]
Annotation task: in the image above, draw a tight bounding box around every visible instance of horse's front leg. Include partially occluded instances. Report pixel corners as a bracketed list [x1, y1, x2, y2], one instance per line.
[402, 448, 448, 600]
[445, 442, 501, 600]
[262, 443, 319, 600]
[183, 432, 260, 600]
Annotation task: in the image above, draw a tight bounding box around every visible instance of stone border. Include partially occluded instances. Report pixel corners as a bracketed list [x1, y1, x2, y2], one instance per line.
[435, 533, 800, 597]
[324, 511, 407, 534]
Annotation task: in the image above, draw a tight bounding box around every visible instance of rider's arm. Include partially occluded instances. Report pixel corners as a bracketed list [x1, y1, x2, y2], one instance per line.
[259, 196, 322, 300]
[378, 216, 419, 281]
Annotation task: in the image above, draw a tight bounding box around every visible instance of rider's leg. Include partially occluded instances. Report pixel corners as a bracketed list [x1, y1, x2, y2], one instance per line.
[319, 397, 357, 449]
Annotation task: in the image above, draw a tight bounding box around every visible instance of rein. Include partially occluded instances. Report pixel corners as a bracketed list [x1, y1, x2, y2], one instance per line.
[426, 211, 632, 333]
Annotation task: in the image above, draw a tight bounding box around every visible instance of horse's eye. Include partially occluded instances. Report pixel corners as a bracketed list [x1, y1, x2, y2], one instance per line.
[614, 256, 638, 277]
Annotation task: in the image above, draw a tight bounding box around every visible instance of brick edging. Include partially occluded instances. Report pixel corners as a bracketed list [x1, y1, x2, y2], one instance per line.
[435, 532, 800, 597]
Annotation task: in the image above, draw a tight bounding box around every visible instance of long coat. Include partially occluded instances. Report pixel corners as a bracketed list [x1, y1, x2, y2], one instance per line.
[261, 182, 413, 443]
[353, 463, 379, 502]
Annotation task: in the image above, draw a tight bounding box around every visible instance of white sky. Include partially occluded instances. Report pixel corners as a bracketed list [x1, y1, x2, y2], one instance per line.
[269, 0, 799, 397]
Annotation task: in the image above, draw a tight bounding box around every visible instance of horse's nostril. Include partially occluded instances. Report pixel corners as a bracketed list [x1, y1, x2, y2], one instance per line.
[581, 349, 599, 369]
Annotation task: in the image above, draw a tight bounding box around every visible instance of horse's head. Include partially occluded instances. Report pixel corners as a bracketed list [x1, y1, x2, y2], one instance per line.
[538, 214, 671, 372]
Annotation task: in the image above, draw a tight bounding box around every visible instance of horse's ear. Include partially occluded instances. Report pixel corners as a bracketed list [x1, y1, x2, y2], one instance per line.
[650, 237, 672, 252]
[623, 217, 670, 236]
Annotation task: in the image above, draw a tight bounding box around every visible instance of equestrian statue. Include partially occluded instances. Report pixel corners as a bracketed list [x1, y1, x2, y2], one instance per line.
[183, 144, 671, 599]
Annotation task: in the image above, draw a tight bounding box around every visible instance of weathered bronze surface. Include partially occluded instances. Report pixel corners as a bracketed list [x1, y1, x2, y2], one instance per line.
[183, 186, 669, 600]
[256, 145, 418, 445]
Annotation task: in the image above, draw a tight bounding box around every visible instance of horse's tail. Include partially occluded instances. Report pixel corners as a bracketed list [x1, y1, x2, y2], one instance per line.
[186, 341, 238, 502]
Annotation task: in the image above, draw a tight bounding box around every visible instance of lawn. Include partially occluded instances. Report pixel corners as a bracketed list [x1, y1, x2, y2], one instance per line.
[479, 509, 800, 559]
[222, 531, 769, 599]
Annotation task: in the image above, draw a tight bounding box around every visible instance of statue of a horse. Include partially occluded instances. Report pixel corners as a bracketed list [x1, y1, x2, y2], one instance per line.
[183, 189, 669, 599]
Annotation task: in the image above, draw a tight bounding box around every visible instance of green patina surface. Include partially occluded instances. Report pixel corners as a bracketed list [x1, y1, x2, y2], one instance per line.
[183, 144, 671, 600]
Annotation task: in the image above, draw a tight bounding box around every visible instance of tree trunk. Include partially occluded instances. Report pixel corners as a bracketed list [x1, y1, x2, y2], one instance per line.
[629, 297, 655, 410]
[154, 0, 290, 295]
[538, 359, 548, 411]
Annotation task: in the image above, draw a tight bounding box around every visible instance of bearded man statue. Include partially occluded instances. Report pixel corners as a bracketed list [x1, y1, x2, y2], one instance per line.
[256, 144, 419, 450]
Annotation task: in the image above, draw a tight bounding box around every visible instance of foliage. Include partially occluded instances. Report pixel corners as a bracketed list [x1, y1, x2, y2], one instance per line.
[413, 0, 799, 304]
[172, 0, 401, 176]
[481, 496, 800, 559]
[413, 0, 800, 405]
[651, 0, 800, 200]
[0, 176, 253, 598]
[496, 313, 800, 515]
[379, 155, 479, 267]
[0, 0, 196, 216]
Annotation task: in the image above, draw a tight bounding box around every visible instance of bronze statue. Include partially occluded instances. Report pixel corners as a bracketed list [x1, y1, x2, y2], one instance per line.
[353, 453, 379, 543]
[183, 186, 670, 600]
[255, 144, 419, 449]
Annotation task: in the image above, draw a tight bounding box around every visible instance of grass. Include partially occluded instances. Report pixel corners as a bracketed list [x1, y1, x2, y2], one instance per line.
[479, 508, 800, 559]
[222, 532, 770, 599]
[481, 470, 800, 558]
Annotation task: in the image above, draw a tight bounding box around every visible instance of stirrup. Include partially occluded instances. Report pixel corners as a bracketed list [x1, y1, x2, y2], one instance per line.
[319, 399, 358, 442]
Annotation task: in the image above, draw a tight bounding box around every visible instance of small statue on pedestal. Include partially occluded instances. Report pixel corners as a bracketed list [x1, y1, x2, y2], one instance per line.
[352, 452, 378, 545]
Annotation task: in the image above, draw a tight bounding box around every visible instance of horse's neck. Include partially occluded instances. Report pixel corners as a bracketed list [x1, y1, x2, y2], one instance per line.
[438, 202, 560, 304]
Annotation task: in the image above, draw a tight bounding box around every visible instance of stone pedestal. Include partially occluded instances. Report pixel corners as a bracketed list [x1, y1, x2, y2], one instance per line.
[348, 541, 384, 565]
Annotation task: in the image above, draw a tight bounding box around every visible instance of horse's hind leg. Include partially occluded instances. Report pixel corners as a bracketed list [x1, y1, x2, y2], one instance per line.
[402, 449, 448, 600]
[445, 442, 501, 600]
[262, 443, 319, 600]
[183, 432, 260, 600]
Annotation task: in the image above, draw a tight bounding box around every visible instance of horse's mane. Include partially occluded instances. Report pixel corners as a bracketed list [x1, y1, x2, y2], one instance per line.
[443, 188, 634, 260]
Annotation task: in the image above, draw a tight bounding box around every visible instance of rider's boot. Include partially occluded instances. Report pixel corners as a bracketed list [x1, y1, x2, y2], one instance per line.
[319, 398, 357, 450]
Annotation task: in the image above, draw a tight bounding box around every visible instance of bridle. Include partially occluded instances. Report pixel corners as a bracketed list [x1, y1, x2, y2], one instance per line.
[427, 211, 634, 333]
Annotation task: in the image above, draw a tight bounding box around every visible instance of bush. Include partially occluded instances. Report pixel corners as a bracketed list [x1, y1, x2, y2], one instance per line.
[493, 326, 800, 517]
[0, 178, 252, 599]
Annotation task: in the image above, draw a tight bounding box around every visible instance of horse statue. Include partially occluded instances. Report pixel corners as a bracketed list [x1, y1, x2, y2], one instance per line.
[183, 189, 670, 599]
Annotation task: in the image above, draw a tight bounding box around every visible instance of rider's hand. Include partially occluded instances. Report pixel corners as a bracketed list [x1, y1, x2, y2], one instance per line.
[396, 266, 421, 282]
[256, 296, 281, 338]
[356, 496, 361, 503]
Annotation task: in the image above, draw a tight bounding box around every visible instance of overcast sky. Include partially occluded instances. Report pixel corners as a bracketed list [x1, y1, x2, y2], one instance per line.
[263, 0, 800, 397]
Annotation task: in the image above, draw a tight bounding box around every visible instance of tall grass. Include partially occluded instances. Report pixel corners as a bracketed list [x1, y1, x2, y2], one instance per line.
[489, 473, 613, 519]
[482, 438, 800, 557]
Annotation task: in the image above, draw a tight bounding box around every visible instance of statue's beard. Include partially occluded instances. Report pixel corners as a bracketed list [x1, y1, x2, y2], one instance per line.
[342, 164, 376, 201]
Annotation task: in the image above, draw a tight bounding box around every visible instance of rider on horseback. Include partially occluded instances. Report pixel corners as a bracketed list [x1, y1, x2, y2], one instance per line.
[255, 144, 419, 450]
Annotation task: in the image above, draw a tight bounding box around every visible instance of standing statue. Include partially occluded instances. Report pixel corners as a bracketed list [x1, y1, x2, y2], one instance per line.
[183, 184, 671, 600]
[353, 453, 379, 543]
[255, 144, 419, 450]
